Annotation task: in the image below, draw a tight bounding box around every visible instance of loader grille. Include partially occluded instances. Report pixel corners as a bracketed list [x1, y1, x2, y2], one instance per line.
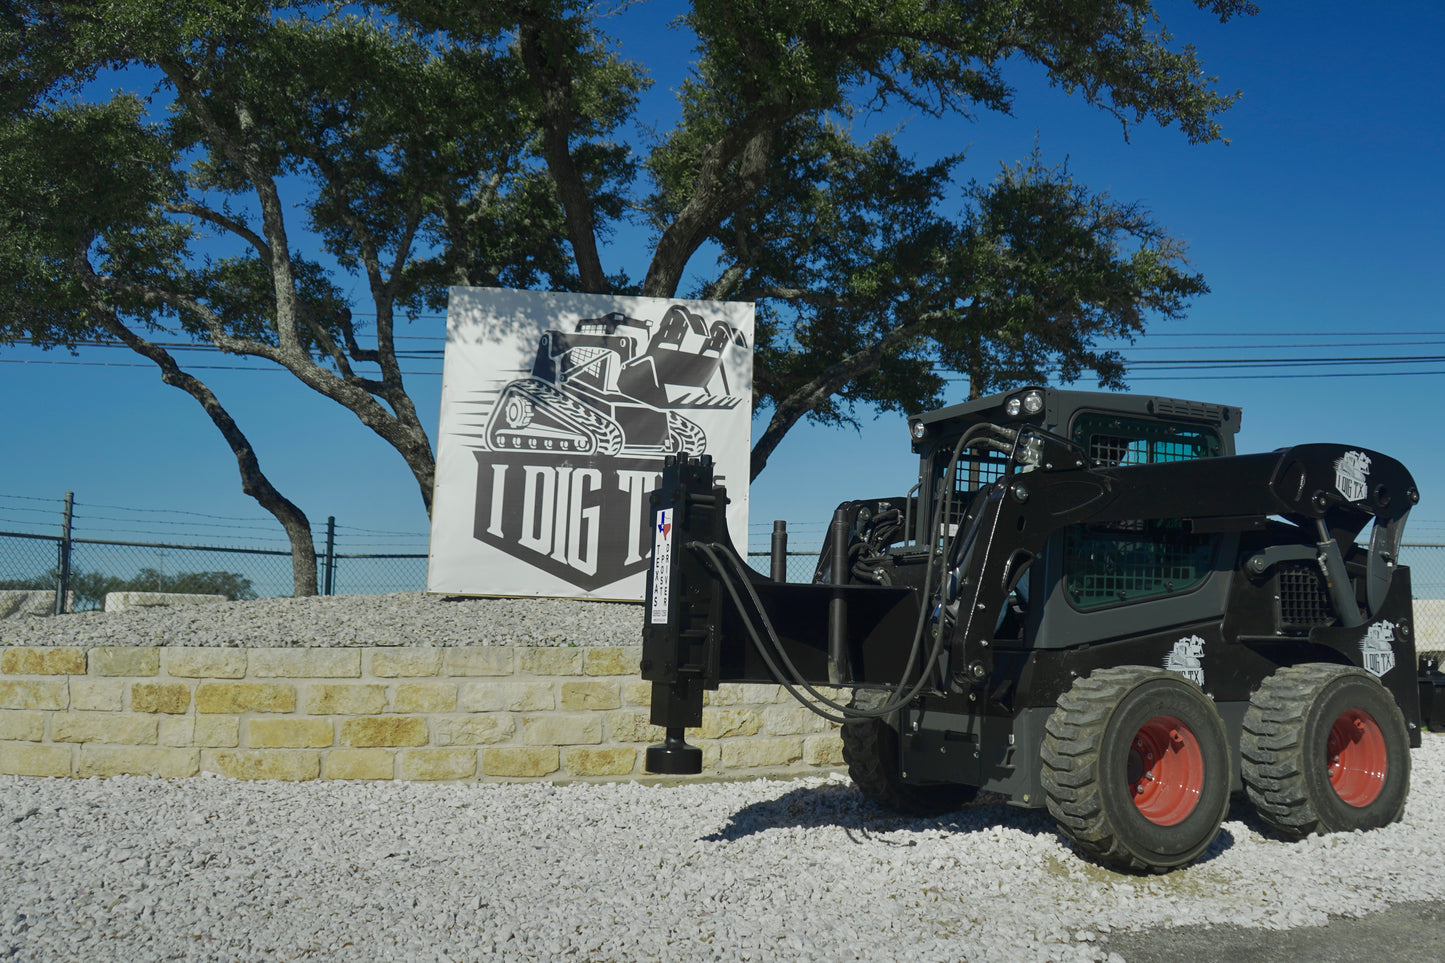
[940, 454, 1007, 533]
[1277, 563, 1336, 631]
[1064, 521, 1215, 608]
[1063, 414, 1223, 610]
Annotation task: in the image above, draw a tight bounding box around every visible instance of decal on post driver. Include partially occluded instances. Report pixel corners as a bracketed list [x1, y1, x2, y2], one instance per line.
[649, 509, 674, 624]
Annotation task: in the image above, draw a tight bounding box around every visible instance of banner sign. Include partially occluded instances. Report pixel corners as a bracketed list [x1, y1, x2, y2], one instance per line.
[427, 288, 753, 601]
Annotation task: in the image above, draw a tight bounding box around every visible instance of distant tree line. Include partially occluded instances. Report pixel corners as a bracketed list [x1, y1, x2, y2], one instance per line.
[0, 569, 256, 610]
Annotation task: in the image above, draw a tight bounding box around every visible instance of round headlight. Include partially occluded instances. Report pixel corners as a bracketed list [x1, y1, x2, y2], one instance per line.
[1004, 396, 1022, 417]
[910, 421, 927, 440]
[1022, 389, 1045, 415]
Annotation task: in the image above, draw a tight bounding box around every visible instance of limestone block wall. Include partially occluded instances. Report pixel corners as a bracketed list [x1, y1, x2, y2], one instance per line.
[0, 645, 843, 782]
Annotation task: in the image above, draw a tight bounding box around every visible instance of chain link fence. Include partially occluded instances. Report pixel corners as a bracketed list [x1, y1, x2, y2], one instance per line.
[4, 492, 1445, 645]
[0, 493, 430, 612]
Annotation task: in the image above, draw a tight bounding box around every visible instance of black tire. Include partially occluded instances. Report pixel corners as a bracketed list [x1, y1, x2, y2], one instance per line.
[841, 691, 978, 816]
[1041, 666, 1231, 873]
[1241, 663, 1410, 840]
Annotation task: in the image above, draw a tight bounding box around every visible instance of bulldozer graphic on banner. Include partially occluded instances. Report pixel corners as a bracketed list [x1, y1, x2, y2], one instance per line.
[484, 304, 749, 457]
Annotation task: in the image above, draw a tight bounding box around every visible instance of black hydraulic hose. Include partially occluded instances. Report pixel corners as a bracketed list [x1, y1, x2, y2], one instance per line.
[687, 422, 1021, 724]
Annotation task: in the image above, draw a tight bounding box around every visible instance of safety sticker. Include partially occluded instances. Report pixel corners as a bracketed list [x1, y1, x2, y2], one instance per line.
[649, 509, 674, 624]
[1360, 620, 1397, 677]
[1164, 635, 1206, 686]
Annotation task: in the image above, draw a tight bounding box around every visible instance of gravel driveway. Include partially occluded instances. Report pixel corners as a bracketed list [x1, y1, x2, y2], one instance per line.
[3, 736, 1443, 962]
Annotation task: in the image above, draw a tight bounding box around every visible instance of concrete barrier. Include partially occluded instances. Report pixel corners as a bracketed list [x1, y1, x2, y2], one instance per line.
[104, 593, 229, 614]
[0, 592, 71, 619]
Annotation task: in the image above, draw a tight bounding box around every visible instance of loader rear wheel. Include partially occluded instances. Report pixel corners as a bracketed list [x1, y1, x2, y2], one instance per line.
[1241, 664, 1410, 840]
[1041, 666, 1230, 873]
[841, 691, 978, 816]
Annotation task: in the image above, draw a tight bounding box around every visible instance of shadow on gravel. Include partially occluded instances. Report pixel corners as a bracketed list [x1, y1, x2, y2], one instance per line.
[701, 782, 1057, 846]
[702, 781, 1240, 872]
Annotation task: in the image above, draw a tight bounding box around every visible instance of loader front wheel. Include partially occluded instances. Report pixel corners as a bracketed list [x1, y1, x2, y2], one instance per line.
[841, 691, 977, 816]
[1241, 664, 1410, 840]
[1041, 666, 1230, 873]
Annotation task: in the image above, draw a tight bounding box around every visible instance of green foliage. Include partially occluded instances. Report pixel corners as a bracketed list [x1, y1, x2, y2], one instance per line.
[2, 0, 1258, 486]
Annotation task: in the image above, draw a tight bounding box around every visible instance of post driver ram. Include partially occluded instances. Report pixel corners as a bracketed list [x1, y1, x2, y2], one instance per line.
[640, 386, 1445, 872]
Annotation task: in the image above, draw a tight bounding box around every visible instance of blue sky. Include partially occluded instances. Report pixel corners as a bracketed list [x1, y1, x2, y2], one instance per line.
[2, 0, 1443, 567]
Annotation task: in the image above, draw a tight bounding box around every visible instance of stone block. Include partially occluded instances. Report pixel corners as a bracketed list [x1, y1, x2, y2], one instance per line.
[165, 649, 247, 679]
[324, 749, 394, 780]
[195, 715, 240, 748]
[431, 714, 515, 747]
[559, 680, 620, 711]
[249, 717, 334, 749]
[204, 750, 320, 781]
[583, 647, 639, 677]
[699, 708, 763, 740]
[458, 681, 554, 713]
[158, 716, 194, 747]
[481, 747, 559, 778]
[518, 648, 585, 676]
[90, 647, 161, 677]
[709, 683, 781, 706]
[604, 710, 665, 744]
[369, 649, 442, 678]
[804, 734, 845, 767]
[399, 749, 477, 781]
[0, 590, 62, 619]
[0, 681, 67, 710]
[522, 713, 603, 746]
[78, 746, 199, 778]
[0, 710, 43, 741]
[763, 705, 839, 736]
[341, 715, 428, 748]
[622, 680, 653, 706]
[251, 649, 360, 679]
[196, 683, 295, 714]
[0, 743, 72, 777]
[305, 684, 387, 715]
[442, 648, 514, 677]
[71, 679, 124, 711]
[103, 592, 227, 613]
[131, 682, 191, 714]
[393, 682, 456, 713]
[52, 712, 157, 745]
[2, 648, 85, 675]
[562, 747, 637, 777]
[719, 737, 804, 770]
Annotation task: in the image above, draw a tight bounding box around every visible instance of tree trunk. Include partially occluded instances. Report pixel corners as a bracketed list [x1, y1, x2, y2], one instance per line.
[97, 316, 320, 596]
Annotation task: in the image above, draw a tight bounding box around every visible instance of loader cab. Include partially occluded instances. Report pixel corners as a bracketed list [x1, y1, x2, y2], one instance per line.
[904, 386, 1243, 648]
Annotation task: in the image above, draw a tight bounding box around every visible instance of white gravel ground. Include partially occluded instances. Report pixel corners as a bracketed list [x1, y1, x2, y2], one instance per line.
[0, 593, 642, 648]
[1, 737, 1442, 963]
[2, 594, 1443, 960]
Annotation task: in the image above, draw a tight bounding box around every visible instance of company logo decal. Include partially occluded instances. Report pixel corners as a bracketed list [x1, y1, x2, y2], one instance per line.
[650, 509, 674, 624]
[1360, 620, 1397, 677]
[464, 304, 748, 592]
[1164, 635, 1206, 686]
[1334, 450, 1372, 503]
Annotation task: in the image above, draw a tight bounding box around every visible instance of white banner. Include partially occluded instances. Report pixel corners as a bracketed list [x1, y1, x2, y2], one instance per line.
[427, 288, 753, 600]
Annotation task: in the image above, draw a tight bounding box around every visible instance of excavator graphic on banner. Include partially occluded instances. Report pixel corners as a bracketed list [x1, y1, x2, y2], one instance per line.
[484, 304, 749, 457]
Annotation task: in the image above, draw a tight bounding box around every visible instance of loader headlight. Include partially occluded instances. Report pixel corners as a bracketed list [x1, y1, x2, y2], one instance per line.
[1005, 389, 1045, 417]
[910, 420, 927, 440]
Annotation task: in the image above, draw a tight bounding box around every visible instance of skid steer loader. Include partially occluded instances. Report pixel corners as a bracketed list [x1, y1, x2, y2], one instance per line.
[640, 385, 1441, 872]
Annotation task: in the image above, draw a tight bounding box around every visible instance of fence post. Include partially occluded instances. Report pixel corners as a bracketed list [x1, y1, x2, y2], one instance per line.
[324, 516, 336, 596]
[55, 491, 73, 615]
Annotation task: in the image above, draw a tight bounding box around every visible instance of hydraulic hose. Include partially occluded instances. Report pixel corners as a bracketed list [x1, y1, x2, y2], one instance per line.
[687, 422, 1023, 724]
